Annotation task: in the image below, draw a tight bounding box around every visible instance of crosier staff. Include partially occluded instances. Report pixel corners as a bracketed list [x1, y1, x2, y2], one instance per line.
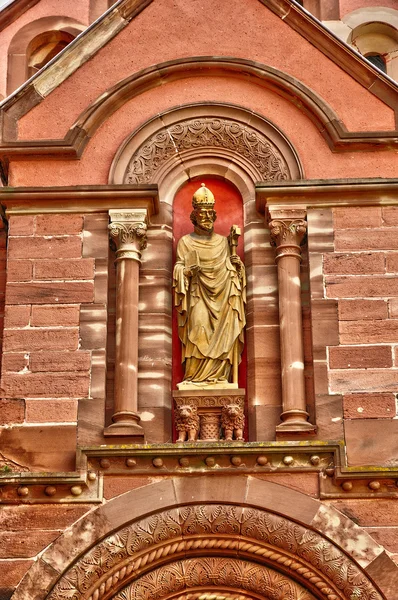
[228, 224, 242, 385]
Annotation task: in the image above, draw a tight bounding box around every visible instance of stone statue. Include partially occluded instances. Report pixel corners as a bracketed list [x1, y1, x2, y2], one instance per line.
[221, 403, 245, 441]
[175, 404, 200, 442]
[173, 183, 246, 388]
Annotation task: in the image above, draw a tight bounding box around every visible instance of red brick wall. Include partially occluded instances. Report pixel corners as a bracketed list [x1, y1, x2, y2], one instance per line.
[324, 206, 398, 465]
[0, 212, 108, 472]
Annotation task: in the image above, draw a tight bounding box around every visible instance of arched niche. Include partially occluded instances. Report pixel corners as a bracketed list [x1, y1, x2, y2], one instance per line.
[7, 16, 85, 94]
[11, 477, 394, 600]
[108, 103, 302, 442]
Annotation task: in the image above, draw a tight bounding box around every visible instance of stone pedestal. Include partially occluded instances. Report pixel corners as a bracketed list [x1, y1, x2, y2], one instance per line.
[173, 389, 246, 442]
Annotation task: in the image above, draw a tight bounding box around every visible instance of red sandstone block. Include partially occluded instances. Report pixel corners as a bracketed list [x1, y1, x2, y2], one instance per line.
[0, 505, 91, 530]
[0, 559, 33, 587]
[331, 499, 398, 526]
[35, 214, 83, 235]
[104, 476, 154, 500]
[31, 305, 80, 327]
[2, 372, 90, 398]
[329, 345, 392, 369]
[340, 320, 398, 344]
[343, 393, 396, 419]
[8, 215, 34, 236]
[330, 369, 398, 393]
[0, 531, 60, 558]
[30, 351, 91, 372]
[389, 298, 398, 318]
[25, 399, 78, 423]
[323, 253, 384, 275]
[0, 398, 25, 424]
[338, 300, 387, 321]
[34, 258, 95, 280]
[4, 305, 30, 328]
[326, 276, 398, 298]
[334, 207, 382, 229]
[382, 207, 398, 226]
[335, 229, 398, 251]
[386, 254, 398, 273]
[2, 353, 28, 372]
[365, 528, 398, 555]
[7, 259, 33, 282]
[8, 236, 82, 259]
[3, 328, 79, 351]
[6, 282, 94, 304]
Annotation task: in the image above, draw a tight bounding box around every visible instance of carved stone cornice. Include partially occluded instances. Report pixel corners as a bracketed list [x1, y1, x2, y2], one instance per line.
[109, 209, 148, 261]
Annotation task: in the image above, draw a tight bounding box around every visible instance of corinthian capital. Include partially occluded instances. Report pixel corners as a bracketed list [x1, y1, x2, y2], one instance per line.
[268, 209, 307, 260]
[269, 218, 307, 247]
[109, 209, 148, 260]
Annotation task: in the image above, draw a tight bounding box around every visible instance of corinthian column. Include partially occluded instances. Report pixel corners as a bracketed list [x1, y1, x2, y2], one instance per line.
[269, 209, 315, 435]
[104, 209, 148, 439]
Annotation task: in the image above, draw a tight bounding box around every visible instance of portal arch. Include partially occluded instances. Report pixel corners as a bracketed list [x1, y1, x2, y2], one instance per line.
[12, 477, 394, 600]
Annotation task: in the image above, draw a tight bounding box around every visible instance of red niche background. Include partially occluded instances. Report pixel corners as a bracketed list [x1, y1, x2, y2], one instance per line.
[172, 177, 247, 409]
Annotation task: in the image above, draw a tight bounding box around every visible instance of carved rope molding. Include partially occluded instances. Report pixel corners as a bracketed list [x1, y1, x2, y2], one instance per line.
[46, 505, 382, 600]
[124, 118, 290, 184]
[113, 557, 317, 600]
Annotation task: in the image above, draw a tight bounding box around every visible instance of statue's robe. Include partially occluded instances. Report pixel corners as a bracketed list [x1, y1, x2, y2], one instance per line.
[173, 232, 246, 383]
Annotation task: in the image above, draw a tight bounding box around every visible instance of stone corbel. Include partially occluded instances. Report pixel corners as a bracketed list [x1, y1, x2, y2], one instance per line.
[268, 208, 316, 435]
[104, 209, 148, 439]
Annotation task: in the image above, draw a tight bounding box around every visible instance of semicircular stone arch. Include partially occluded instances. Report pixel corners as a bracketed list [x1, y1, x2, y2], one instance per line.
[109, 103, 303, 192]
[12, 475, 393, 600]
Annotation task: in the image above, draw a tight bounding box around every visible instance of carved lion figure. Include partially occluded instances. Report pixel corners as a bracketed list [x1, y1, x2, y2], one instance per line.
[221, 404, 245, 441]
[175, 404, 200, 442]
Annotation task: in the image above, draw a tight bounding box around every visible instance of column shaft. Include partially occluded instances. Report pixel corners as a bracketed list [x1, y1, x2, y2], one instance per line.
[269, 210, 315, 435]
[104, 209, 148, 439]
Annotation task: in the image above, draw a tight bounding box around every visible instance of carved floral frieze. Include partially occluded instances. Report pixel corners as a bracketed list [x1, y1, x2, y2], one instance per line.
[46, 504, 382, 600]
[114, 557, 316, 600]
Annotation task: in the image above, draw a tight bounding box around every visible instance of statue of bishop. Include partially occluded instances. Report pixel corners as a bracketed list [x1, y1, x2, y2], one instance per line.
[173, 183, 246, 388]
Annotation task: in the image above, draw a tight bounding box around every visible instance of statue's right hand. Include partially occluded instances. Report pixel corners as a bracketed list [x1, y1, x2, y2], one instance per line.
[184, 265, 200, 277]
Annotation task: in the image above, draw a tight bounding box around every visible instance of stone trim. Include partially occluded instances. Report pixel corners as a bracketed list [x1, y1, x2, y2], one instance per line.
[0, 185, 159, 216]
[2, 57, 398, 155]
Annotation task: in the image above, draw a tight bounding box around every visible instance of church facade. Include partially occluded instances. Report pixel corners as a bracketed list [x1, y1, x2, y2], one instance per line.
[1, 1, 398, 599]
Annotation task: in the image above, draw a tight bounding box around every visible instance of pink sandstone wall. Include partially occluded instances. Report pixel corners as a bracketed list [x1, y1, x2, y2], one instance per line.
[15, 0, 395, 144]
[10, 76, 398, 187]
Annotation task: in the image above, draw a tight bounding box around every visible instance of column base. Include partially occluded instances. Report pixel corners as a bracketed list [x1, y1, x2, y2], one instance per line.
[276, 409, 316, 435]
[104, 412, 145, 439]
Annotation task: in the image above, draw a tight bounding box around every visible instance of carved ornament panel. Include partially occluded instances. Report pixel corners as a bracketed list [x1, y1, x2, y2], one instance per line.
[46, 504, 382, 600]
[124, 118, 290, 184]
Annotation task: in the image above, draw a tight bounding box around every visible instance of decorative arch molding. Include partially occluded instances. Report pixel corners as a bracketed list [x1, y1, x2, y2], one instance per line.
[3, 57, 398, 156]
[109, 103, 303, 191]
[114, 557, 317, 600]
[7, 16, 85, 95]
[12, 477, 395, 600]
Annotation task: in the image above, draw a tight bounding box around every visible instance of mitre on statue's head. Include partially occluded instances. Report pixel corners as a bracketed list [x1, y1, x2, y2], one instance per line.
[192, 183, 215, 208]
